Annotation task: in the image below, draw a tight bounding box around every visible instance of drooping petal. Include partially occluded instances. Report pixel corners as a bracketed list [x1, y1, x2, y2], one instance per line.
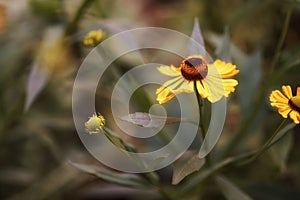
[157, 87, 176, 104]
[201, 78, 224, 103]
[196, 81, 209, 98]
[278, 106, 291, 118]
[156, 78, 193, 104]
[156, 76, 182, 94]
[222, 79, 239, 96]
[289, 110, 300, 124]
[213, 59, 239, 78]
[269, 90, 289, 104]
[157, 65, 181, 77]
[297, 87, 300, 96]
[282, 85, 293, 99]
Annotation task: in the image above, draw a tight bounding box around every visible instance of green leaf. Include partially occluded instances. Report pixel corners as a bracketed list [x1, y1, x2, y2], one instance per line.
[269, 130, 293, 172]
[24, 62, 49, 112]
[236, 50, 262, 115]
[120, 112, 193, 128]
[188, 18, 206, 56]
[172, 151, 205, 185]
[215, 175, 253, 200]
[215, 26, 231, 62]
[70, 162, 151, 188]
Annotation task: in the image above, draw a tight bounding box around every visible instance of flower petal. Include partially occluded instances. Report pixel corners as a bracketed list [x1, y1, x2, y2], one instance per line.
[282, 85, 293, 99]
[196, 81, 209, 98]
[289, 110, 300, 124]
[297, 87, 300, 96]
[157, 65, 181, 77]
[278, 106, 291, 118]
[269, 90, 289, 104]
[212, 60, 239, 78]
[156, 78, 193, 104]
[156, 76, 181, 94]
[222, 79, 238, 96]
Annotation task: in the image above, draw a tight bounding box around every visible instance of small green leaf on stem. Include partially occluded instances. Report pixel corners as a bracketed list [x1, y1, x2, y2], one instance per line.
[70, 162, 151, 188]
[172, 151, 205, 185]
[215, 175, 253, 200]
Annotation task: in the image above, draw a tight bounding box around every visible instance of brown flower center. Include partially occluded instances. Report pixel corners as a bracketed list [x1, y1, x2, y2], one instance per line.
[289, 96, 300, 113]
[180, 57, 208, 81]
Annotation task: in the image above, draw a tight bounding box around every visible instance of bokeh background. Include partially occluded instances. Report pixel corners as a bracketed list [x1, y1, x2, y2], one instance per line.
[0, 0, 300, 199]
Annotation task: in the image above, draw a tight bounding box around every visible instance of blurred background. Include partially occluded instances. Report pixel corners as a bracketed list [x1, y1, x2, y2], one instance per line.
[0, 0, 300, 199]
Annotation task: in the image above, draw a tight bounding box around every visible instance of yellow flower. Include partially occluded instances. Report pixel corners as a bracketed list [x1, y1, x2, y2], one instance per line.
[83, 29, 104, 47]
[156, 55, 239, 103]
[270, 85, 300, 124]
[85, 113, 106, 134]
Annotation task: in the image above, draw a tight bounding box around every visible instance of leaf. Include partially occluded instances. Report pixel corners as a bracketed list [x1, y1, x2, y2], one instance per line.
[146, 154, 170, 171]
[120, 112, 188, 128]
[215, 26, 231, 62]
[237, 50, 262, 115]
[188, 18, 206, 56]
[269, 130, 293, 172]
[70, 162, 151, 188]
[172, 151, 205, 185]
[24, 62, 49, 112]
[215, 175, 253, 200]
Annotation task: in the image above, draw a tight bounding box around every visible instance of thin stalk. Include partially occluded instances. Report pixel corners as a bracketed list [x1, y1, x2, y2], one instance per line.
[145, 172, 178, 200]
[194, 81, 206, 139]
[239, 118, 287, 165]
[65, 0, 96, 35]
[268, 6, 293, 73]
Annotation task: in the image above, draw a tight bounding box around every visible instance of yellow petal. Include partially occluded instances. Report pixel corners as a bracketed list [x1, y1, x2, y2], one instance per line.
[212, 60, 239, 78]
[222, 79, 238, 96]
[196, 81, 209, 98]
[278, 106, 291, 118]
[202, 79, 224, 103]
[157, 65, 181, 77]
[156, 76, 181, 94]
[289, 110, 300, 124]
[297, 87, 300, 96]
[282, 85, 293, 99]
[157, 87, 176, 104]
[156, 78, 193, 104]
[269, 90, 289, 104]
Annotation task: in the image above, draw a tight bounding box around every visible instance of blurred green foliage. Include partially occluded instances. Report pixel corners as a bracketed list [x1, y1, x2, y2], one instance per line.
[0, 0, 300, 199]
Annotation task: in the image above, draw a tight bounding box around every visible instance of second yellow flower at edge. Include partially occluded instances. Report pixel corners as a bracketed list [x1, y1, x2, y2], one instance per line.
[270, 85, 300, 124]
[156, 55, 239, 104]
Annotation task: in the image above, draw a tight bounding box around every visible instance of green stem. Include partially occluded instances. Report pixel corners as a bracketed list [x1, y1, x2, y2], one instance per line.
[221, 5, 293, 158]
[239, 118, 287, 165]
[103, 128, 176, 200]
[145, 172, 178, 200]
[194, 81, 206, 139]
[268, 6, 293, 73]
[65, 0, 95, 35]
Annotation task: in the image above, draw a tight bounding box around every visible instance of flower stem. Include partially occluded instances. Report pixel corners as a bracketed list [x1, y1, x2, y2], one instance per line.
[239, 118, 287, 165]
[268, 5, 293, 73]
[145, 172, 178, 200]
[65, 0, 95, 35]
[194, 81, 206, 140]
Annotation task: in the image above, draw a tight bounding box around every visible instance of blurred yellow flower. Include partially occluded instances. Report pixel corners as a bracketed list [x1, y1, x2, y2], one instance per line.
[270, 85, 300, 124]
[83, 29, 104, 47]
[85, 113, 106, 134]
[156, 55, 239, 104]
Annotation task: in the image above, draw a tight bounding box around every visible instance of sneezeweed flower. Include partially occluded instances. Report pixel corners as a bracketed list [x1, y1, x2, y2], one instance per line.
[85, 113, 106, 134]
[83, 29, 104, 47]
[270, 85, 300, 124]
[156, 55, 239, 104]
